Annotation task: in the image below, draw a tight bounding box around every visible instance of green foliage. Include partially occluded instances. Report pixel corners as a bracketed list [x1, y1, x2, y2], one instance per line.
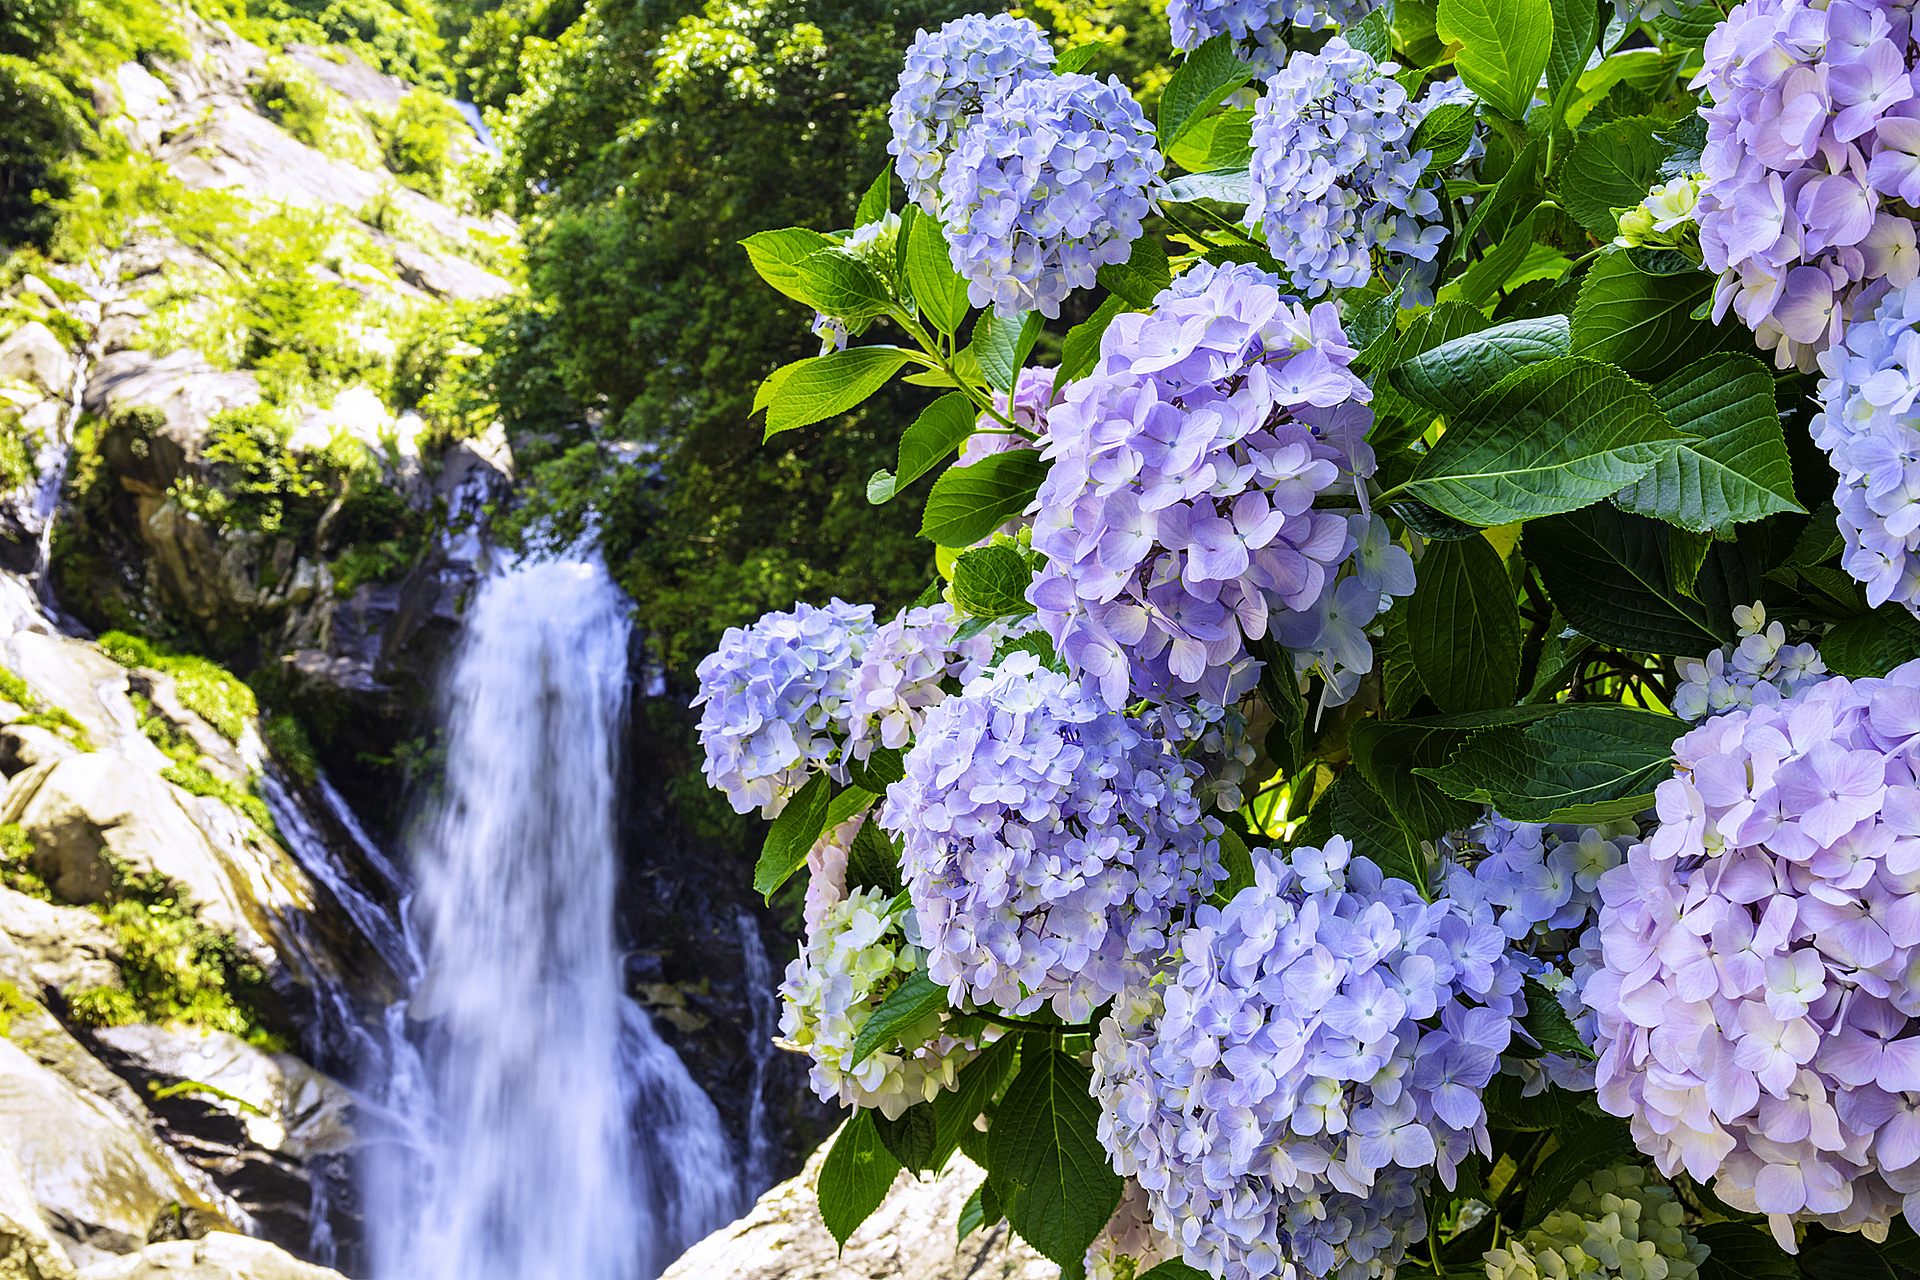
[161, 761, 276, 834]
[172, 405, 326, 537]
[369, 89, 472, 202]
[100, 631, 258, 741]
[252, 57, 382, 167]
[817, 1111, 902, 1248]
[263, 713, 319, 784]
[14, 708, 94, 751]
[988, 1045, 1123, 1267]
[0, 822, 48, 900]
[202, 0, 449, 87]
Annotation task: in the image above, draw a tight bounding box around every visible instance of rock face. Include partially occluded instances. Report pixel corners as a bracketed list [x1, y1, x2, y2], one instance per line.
[661, 1135, 1056, 1280]
[76, 1233, 348, 1280]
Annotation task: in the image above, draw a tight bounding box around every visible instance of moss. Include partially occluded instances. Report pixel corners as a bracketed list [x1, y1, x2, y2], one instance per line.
[0, 666, 32, 708]
[0, 823, 48, 900]
[369, 90, 471, 204]
[13, 708, 93, 751]
[263, 713, 318, 785]
[161, 761, 276, 835]
[100, 632, 258, 741]
[0, 979, 35, 1038]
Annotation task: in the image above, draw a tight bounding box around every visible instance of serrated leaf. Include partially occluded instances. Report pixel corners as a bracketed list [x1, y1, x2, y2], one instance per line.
[1328, 769, 1429, 892]
[1159, 34, 1248, 145]
[1096, 235, 1172, 308]
[856, 168, 891, 227]
[1570, 248, 1741, 382]
[793, 248, 894, 323]
[1560, 116, 1661, 242]
[1138, 1263, 1213, 1280]
[1453, 209, 1542, 307]
[1348, 6, 1393, 61]
[893, 392, 978, 494]
[1162, 167, 1252, 205]
[1388, 316, 1571, 417]
[952, 543, 1036, 618]
[1483, 1074, 1590, 1130]
[989, 1047, 1124, 1266]
[902, 206, 971, 334]
[973, 310, 1043, 394]
[1653, 3, 1717, 44]
[1057, 40, 1106, 72]
[1526, 503, 1742, 652]
[1346, 286, 1404, 353]
[765, 347, 916, 438]
[1693, 1222, 1800, 1280]
[873, 1102, 939, 1175]
[1516, 975, 1595, 1057]
[1546, 0, 1596, 101]
[1656, 115, 1707, 181]
[741, 227, 838, 308]
[818, 1112, 902, 1247]
[1395, 357, 1684, 527]
[754, 772, 834, 900]
[1379, 609, 1426, 718]
[1167, 109, 1254, 172]
[1060, 294, 1126, 386]
[1613, 352, 1804, 532]
[1418, 703, 1675, 822]
[1414, 101, 1479, 172]
[933, 1032, 1019, 1170]
[1349, 706, 1563, 841]
[1821, 607, 1920, 678]
[1208, 824, 1257, 907]
[866, 469, 898, 504]
[1522, 1112, 1637, 1227]
[1406, 535, 1522, 712]
[844, 808, 904, 895]
[921, 450, 1049, 546]
[1248, 634, 1305, 776]
[754, 358, 806, 415]
[849, 970, 950, 1069]
[1364, 302, 1493, 453]
[1437, 0, 1552, 120]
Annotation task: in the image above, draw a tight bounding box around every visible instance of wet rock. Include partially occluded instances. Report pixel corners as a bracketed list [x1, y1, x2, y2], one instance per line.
[0, 325, 72, 398]
[75, 1233, 346, 1280]
[660, 1136, 1054, 1280]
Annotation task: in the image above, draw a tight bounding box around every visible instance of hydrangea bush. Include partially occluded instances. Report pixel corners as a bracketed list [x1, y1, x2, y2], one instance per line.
[717, 0, 1920, 1274]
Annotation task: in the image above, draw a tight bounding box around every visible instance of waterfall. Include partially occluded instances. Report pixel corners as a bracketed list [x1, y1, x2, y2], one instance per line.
[363, 557, 740, 1280]
[735, 910, 781, 1196]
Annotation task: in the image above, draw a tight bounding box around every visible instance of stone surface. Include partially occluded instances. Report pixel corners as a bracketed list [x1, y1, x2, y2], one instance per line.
[0, 888, 120, 996]
[76, 1234, 346, 1280]
[0, 326, 72, 398]
[0, 1146, 77, 1280]
[661, 1134, 1056, 1280]
[81, 351, 260, 456]
[0, 724, 78, 776]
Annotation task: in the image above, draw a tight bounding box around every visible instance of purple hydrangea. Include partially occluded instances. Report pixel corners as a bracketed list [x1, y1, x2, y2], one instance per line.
[1167, 0, 1382, 73]
[940, 72, 1163, 318]
[1675, 602, 1830, 719]
[1586, 661, 1920, 1246]
[1815, 278, 1920, 612]
[1272, 513, 1418, 705]
[1692, 0, 1920, 371]
[958, 365, 1057, 466]
[845, 602, 1003, 759]
[1246, 40, 1449, 302]
[1092, 839, 1523, 1280]
[1027, 262, 1376, 710]
[887, 13, 1057, 215]
[692, 599, 877, 815]
[876, 650, 1226, 1021]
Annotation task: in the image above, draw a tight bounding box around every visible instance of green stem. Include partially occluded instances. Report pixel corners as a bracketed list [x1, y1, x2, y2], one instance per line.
[893, 307, 1020, 429]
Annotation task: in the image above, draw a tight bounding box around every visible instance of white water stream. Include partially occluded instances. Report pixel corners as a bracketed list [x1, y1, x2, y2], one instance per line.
[358, 558, 740, 1280]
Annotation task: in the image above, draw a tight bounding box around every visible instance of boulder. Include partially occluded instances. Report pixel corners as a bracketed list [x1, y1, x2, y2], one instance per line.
[160, 105, 383, 211]
[0, 888, 119, 995]
[0, 326, 71, 398]
[82, 351, 259, 466]
[76, 1233, 345, 1280]
[278, 46, 404, 107]
[659, 1137, 1054, 1280]
[0, 724, 78, 776]
[2, 630, 148, 755]
[0, 1146, 77, 1280]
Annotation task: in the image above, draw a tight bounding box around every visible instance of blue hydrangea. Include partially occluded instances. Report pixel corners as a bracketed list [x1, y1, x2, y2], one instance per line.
[1247, 39, 1448, 301]
[1092, 839, 1521, 1280]
[940, 72, 1163, 318]
[691, 599, 876, 815]
[1673, 602, 1828, 721]
[1167, 0, 1382, 74]
[887, 13, 1057, 215]
[876, 650, 1226, 1021]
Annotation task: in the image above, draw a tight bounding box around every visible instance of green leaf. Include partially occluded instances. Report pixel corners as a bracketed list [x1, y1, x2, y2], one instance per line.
[1653, 4, 1717, 44]
[1346, 286, 1404, 353]
[1158, 34, 1248, 145]
[741, 227, 838, 308]
[952, 543, 1036, 618]
[753, 358, 806, 415]
[958, 1177, 1004, 1243]
[1362, 301, 1492, 454]
[753, 772, 831, 900]
[933, 1032, 1019, 1169]
[849, 970, 950, 1069]
[1437, 0, 1552, 120]
[971, 310, 1041, 394]
[1613, 352, 1804, 532]
[1693, 1223, 1800, 1280]
[1566, 48, 1681, 127]
[1516, 975, 1594, 1058]
[1096, 235, 1171, 309]
[873, 1102, 939, 1176]
[793, 249, 893, 323]
[1570, 248, 1740, 382]
[1380, 608, 1426, 718]
[1453, 209, 1542, 307]
[818, 1112, 902, 1248]
[989, 1047, 1124, 1266]
[1137, 1263, 1213, 1280]
[1060, 294, 1127, 386]
[1166, 109, 1254, 172]
[1417, 703, 1676, 822]
[1414, 101, 1479, 172]
[921, 450, 1049, 547]
[1559, 116, 1661, 241]
[1546, 0, 1597, 102]
[1522, 1112, 1638, 1227]
[1406, 534, 1522, 712]
[1396, 357, 1683, 527]
[1348, 706, 1562, 841]
[765, 347, 916, 438]
[844, 811, 903, 895]
[1821, 607, 1920, 678]
[856, 168, 892, 226]
[1526, 503, 1738, 652]
[1388, 315, 1571, 417]
[1800, 1234, 1898, 1280]
[1482, 1073, 1591, 1130]
[1162, 167, 1252, 205]
[893, 392, 979, 493]
[866, 470, 898, 504]
[902, 206, 971, 334]
[1327, 769, 1429, 891]
[1348, 6, 1393, 61]
[1208, 824, 1258, 906]
[1057, 40, 1106, 72]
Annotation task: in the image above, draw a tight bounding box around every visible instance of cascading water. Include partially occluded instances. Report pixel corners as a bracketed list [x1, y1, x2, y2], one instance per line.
[364, 557, 740, 1280]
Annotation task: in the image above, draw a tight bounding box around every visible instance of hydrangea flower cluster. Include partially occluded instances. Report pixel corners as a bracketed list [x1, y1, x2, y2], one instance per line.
[1814, 278, 1920, 613]
[886, 13, 1056, 215]
[692, 599, 876, 815]
[1166, 0, 1379, 72]
[777, 883, 986, 1119]
[940, 72, 1163, 318]
[1586, 661, 1920, 1243]
[1092, 839, 1526, 1280]
[1483, 1165, 1707, 1280]
[845, 602, 1001, 759]
[1028, 262, 1376, 710]
[1692, 0, 1920, 371]
[1085, 1179, 1179, 1280]
[1614, 174, 1705, 252]
[1246, 40, 1448, 302]
[1151, 697, 1259, 811]
[1674, 602, 1828, 720]
[877, 651, 1226, 1021]
[1273, 513, 1418, 705]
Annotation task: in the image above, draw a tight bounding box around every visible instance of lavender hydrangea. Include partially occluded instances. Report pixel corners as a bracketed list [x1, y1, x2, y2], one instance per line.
[1093, 839, 1527, 1280]
[1692, 0, 1920, 371]
[1814, 278, 1920, 612]
[1246, 39, 1448, 302]
[1085, 1179, 1179, 1280]
[1273, 513, 1418, 705]
[845, 601, 1003, 760]
[1028, 261, 1377, 710]
[1483, 1165, 1708, 1280]
[876, 650, 1226, 1021]
[1166, 0, 1381, 72]
[958, 365, 1057, 466]
[692, 599, 876, 815]
[1586, 661, 1920, 1245]
[887, 13, 1056, 215]
[940, 72, 1163, 318]
[1674, 602, 1829, 720]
